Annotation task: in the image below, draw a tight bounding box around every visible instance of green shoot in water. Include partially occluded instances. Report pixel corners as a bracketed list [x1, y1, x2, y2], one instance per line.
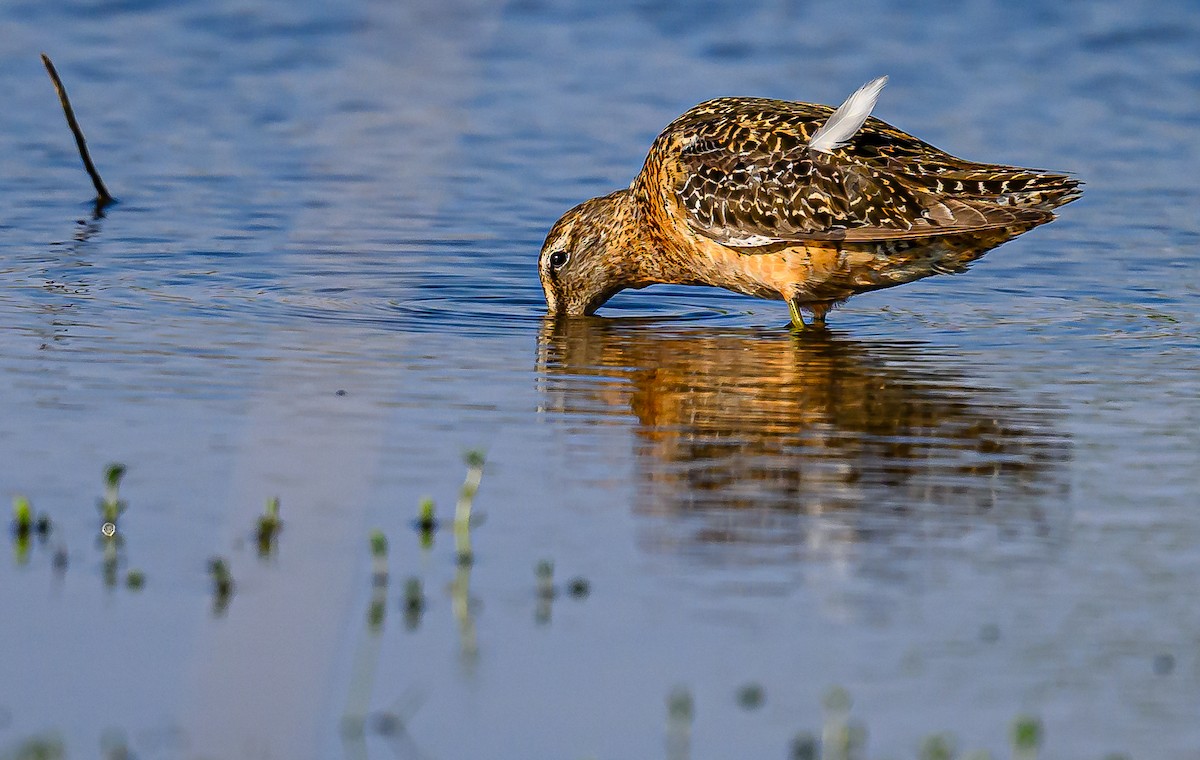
[12, 495, 32, 537]
[1011, 715, 1042, 759]
[418, 496, 436, 529]
[367, 585, 386, 630]
[4, 732, 66, 760]
[96, 465, 126, 584]
[126, 569, 146, 590]
[454, 451, 485, 564]
[415, 496, 437, 549]
[736, 682, 765, 710]
[102, 532, 121, 588]
[536, 559, 555, 598]
[566, 576, 591, 599]
[100, 462, 127, 528]
[12, 496, 33, 564]
[417, 496, 436, 528]
[370, 529, 388, 584]
[403, 577, 425, 631]
[208, 556, 235, 614]
[919, 734, 956, 760]
[256, 497, 282, 555]
[104, 463, 125, 504]
[366, 530, 389, 628]
[666, 686, 694, 760]
[370, 530, 388, 557]
[789, 733, 818, 760]
[534, 559, 555, 625]
[11, 497, 53, 556]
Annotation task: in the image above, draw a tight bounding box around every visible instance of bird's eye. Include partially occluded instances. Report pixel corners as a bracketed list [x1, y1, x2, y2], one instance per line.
[548, 250, 570, 271]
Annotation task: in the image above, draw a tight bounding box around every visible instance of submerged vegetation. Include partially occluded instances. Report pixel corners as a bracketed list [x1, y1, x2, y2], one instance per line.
[0, 732, 65, 760]
[98, 464, 129, 588]
[0, 697, 1079, 760]
[566, 575, 591, 599]
[124, 569, 145, 590]
[10, 496, 33, 539]
[256, 497, 282, 556]
[207, 556, 234, 614]
[98, 463, 126, 532]
[10, 496, 52, 565]
[775, 689, 1052, 760]
[369, 529, 388, 585]
[454, 450, 485, 565]
[414, 496, 437, 549]
[403, 576, 425, 630]
[3, 453, 1104, 760]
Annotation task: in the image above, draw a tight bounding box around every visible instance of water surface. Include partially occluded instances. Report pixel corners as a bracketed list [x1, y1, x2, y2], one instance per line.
[2, 1, 1198, 758]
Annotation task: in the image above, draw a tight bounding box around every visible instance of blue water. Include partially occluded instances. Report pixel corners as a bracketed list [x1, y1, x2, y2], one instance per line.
[1, 1, 1198, 758]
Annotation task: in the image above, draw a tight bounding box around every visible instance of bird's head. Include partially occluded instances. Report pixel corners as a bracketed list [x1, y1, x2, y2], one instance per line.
[539, 191, 638, 316]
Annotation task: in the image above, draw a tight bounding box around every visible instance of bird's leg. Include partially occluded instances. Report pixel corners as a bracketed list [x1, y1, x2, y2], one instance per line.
[788, 299, 831, 330]
[788, 299, 807, 329]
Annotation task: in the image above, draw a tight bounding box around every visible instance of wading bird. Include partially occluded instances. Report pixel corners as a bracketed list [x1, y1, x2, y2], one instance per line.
[539, 77, 1080, 327]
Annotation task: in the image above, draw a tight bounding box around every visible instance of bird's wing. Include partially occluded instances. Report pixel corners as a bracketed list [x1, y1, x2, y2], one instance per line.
[670, 97, 1053, 248]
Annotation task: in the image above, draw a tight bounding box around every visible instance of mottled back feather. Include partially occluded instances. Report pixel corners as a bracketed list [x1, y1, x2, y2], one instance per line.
[663, 97, 1081, 249]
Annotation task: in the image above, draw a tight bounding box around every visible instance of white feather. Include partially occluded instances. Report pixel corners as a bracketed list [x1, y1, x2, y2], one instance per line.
[724, 233, 782, 247]
[808, 75, 888, 154]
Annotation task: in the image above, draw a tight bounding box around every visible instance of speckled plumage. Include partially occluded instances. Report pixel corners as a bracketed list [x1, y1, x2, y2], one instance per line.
[539, 79, 1081, 326]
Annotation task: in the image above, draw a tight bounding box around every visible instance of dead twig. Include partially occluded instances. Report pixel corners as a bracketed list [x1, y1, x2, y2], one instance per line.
[41, 53, 114, 210]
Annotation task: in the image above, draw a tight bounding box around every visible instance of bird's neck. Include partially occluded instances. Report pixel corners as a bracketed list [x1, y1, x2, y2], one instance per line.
[594, 190, 655, 288]
[609, 187, 693, 288]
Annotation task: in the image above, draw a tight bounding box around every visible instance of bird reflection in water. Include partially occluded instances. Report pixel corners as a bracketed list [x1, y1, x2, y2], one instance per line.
[536, 318, 1070, 560]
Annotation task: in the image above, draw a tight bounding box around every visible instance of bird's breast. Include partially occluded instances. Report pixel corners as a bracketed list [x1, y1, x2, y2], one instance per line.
[682, 236, 849, 302]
